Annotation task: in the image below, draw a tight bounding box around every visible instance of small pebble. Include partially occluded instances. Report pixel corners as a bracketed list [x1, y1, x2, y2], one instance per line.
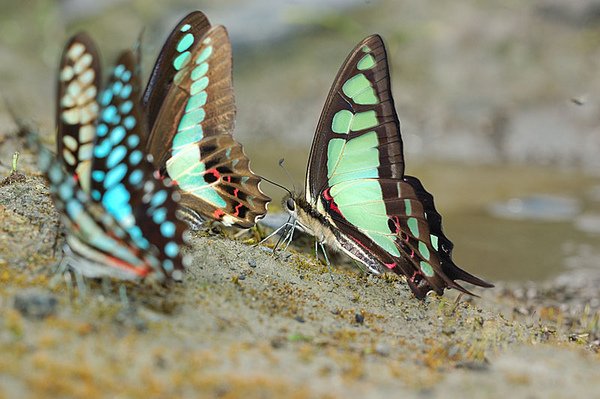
[442, 327, 456, 335]
[114, 306, 147, 332]
[455, 361, 489, 371]
[248, 259, 257, 268]
[355, 313, 364, 324]
[375, 342, 390, 357]
[13, 289, 57, 319]
[238, 273, 246, 281]
[447, 345, 460, 358]
[294, 316, 305, 323]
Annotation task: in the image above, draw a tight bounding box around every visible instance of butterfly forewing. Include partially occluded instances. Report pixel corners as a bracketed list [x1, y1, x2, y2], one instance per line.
[143, 10, 211, 130]
[89, 50, 187, 278]
[145, 24, 269, 228]
[305, 35, 491, 297]
[56, 33, 101, 193]
[146, 25, 235, 166]
[307, 35, 404, 203]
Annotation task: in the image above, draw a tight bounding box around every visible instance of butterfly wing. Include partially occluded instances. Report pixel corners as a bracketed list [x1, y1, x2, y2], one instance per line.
[306, 35, 491, 298]
[88, 49, 188, 278]
[145, 25, 269, 228]
[56, 33, 101, 193]
[39, 146, 165, 280]
[306, 35, 404, 201]
[143, 11, 211, 130]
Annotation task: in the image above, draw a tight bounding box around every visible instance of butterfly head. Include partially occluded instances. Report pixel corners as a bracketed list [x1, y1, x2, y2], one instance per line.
[283, 195, 298, 218]
[282, 193, 336, 245]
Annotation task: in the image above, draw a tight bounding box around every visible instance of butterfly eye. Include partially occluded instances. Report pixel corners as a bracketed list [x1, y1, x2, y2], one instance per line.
[286, 198, 296, 212]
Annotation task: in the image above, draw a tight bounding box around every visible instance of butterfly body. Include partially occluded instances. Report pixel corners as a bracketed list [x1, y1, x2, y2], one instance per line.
[285, 35, 492, 299]
[288, 194, 385, 274]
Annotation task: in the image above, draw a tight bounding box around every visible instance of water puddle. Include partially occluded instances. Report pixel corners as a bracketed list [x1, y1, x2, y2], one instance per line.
[254, 153, 600, 284]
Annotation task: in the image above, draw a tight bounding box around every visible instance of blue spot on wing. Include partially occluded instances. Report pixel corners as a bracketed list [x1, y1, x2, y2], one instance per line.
[151, 190, 168, 208]
[107, 145, 127, 168]
[160, 221, 175, 238]
[165, 242, 179, 258]
[104, 164, 127, 189]
[94, 139, 112, 158]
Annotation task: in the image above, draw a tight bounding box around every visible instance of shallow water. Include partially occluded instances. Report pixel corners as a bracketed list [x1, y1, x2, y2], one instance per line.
[253, 152, 600, 283]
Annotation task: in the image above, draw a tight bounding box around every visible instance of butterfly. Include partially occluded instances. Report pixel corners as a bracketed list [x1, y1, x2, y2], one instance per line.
[46, 32, 189, 281]
[141, 11, 271, 229]
[283, 35, 493, 299]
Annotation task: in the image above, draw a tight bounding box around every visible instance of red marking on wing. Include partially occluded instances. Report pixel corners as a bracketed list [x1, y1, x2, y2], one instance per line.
[349, 235, 369, 250]
[384, 262, 396, 270]
[391, 216, 402, 234]
[206, 168, 221, 181]
[213, 208, 225, 219]
[106, 255, 151, 277]
[233, 202, 243, 217]
[410, 270, 424, 285]
[322, 188, 343, 216]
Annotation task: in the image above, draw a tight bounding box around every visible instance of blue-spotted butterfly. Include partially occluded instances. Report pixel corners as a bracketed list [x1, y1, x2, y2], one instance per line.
[142, 11, 271, 229]
[45, 33, 189, 281]
[284, 35, 493, 298]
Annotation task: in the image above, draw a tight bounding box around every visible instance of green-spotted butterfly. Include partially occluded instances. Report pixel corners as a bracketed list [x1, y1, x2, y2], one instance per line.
[48, 33, 189, 281]
[284, 35, 493, 299]
[142, 11, 271, 229]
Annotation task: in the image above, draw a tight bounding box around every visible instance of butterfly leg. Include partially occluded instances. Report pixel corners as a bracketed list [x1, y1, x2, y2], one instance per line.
[318, 242, 336, 286]
[73, 269, 88, 298]
[101, 277, 112, 297]
[271, 225, 289, 254]
[48, 251, 70, 289]
[279, 221, 297, 254]
[256, 221, 293, 248]
[63, 271, 73, 298]
[256, 223, 285, 245]
[119, 284, 130, 308]
[51, 220, 62, 258]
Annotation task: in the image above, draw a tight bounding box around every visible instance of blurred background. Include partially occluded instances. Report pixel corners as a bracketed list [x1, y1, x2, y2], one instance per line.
[1, 0, 599, 284]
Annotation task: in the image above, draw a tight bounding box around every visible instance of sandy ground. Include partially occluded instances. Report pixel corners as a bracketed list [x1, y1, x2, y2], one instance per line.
[0, 140, 599, 399]
[1, 1, 600, 397]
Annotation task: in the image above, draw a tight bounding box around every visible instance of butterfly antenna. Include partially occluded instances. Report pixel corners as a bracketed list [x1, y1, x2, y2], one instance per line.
[261, 175, 293, 197]
[278, 158, 297, 193]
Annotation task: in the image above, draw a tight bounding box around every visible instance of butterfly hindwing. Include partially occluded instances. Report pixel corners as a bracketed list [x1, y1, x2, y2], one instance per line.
[402, 176, 493, 289]
[145, 23, 269, 228]
[171, 134, 271, 228]
[305, 35, 491, 298]
[143, 10, 211, 130]
[41, 146, 165, 279]
[56, 33, 101, 193]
